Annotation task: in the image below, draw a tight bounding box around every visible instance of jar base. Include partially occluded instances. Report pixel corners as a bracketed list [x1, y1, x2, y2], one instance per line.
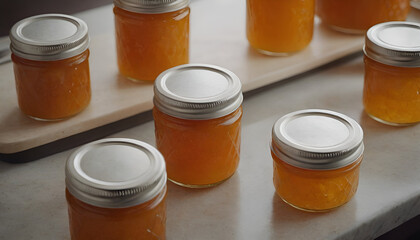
[366, 112, 418, 126]
[280, 196, 344, 213]
[168, 174, 234, 188]
[126, 76, 154, 83]
[326, 24, 365, 35]
[255, 48, 295, 57]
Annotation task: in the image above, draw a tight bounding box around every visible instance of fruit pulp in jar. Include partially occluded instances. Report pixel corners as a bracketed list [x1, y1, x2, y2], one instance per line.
[153, 107, 242, 187]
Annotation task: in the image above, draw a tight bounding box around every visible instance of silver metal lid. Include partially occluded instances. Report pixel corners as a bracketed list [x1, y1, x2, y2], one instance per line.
[114, 0, 190, 13]
[364, 21, 420, 67]
[9, 14, 89, 61]
[271, 109, 364, 170]
[65, 138, 167, 208]
[153, 64, 243, 120]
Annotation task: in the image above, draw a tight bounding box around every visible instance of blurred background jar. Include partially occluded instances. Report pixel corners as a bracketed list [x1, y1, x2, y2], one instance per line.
[9, 14, 91, 121]
[153, 64, 243, 188]
[271, 109, 364, 212]
[316, 0, 410, 34]
[246, 0, 315, 56]
[66, 138, 167, 240]
[363, 21, 420, 125]
[113, 0, 190, 82]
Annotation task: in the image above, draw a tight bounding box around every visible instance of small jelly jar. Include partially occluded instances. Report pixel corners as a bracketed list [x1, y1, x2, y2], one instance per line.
[9, 14, 91, 121]
[270, 109, 364, 212]
[65, 138, 167, 240]
[316, 0, 410, 34]
[246, 0, 315, 56]
[363, 22, 420, 125]
[153, 64, 243, 188]
[113, 0, 190, 82]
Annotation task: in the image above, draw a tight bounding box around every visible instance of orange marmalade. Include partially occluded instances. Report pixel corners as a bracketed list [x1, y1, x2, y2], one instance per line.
[246, 0, 314, 55]
[271, 109, 364, 212]
[153, 64, 243, 188]
[9, 14, 91, 120]
[113, 0, 190, 81]
[363, 22, 420, 125]
[65, 138, 167, 240]
[316, 0, 410, 34]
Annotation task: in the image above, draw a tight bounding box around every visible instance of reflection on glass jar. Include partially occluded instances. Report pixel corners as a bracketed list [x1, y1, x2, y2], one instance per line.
[363, 22, 420, 125]
[114, 0, 190, 82]
[246, 0, 315, 56]
[9, 14, 91, 121]
[270, 109, 364, 212]
[316, 0, 410, 34]
[153, 64, 243, 188]
[65, 138, 167, 240]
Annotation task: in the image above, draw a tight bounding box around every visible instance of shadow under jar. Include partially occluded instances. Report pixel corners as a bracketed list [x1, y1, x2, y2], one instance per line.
[316, 0, 410, 34]
[9, 14, 91, 121]
[363, 22, 420, 125]
[153, 64, 243, 188]
[271, 109, 364, 212]
[65, 138, 167, 240]
[114, 0, 190, 82]
[246, 0, 315, 56]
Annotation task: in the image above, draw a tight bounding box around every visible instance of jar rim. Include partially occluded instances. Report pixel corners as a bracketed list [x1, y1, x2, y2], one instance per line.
[114, 0, 190, 14]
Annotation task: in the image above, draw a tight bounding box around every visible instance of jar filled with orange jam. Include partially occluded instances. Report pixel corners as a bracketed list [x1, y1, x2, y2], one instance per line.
[364, 22, 420, 125]
[113, 0, 190, 82]
[271, 109, 364, 212]
[153, 64, 243, 188]
[65, 138, 167, 240]
[316, 0, 410, 34]
[9, 14, 91, 121]
[246, 0, 315, 56]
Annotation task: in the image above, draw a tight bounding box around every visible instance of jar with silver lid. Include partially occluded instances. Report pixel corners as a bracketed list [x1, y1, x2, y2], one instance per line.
[10, 14, 91, 121]
[153, 64, 243, 188]
[270, 109, 364, 212]
[363, 21, 420, 125]
[65, 138, 167, 239]
[113, 0, 190, 82]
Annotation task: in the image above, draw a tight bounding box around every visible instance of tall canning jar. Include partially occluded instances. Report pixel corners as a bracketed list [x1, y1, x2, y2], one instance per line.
[316, 0, 410, 34]
[271, 109, 364, 212]
[363, 22, 420, 125]
[153, 64, 243, 188]
[9, 14, 91, 121]
[113, 0, 190, 82]
[65, 138, 167, 240]
[246, 0, 315, 56]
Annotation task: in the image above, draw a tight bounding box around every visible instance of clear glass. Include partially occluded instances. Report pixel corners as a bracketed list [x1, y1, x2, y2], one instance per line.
[246, 0, 314, 56]
[153, 107, 242, 188]
[271, 150, 362, 212]
[363, 55, 420, 125]
[11, 50, 91, 121]
[316, 0, 410, 34]
[114, 6, 190, 82]
[66, 186, 167, 240]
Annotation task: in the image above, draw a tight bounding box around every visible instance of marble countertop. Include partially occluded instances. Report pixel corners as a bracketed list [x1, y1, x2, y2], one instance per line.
[1, 54, 420, 240]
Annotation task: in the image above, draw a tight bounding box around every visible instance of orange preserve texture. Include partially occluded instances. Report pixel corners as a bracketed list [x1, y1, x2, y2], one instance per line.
[363, 56, 420, 125]
[114, 6, 189, 81]
[66, 188, 167, 240]
[316, 0, 410, 33]
[153, 107, 242, 187]
[246, 0, 314, 55]
[12, 50, 91, 120]
[272, 151, 363, 212]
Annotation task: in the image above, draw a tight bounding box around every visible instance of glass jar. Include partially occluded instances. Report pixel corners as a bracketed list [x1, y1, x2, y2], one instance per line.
[153, 64, 243, 188]
[271, 109, 364, 212]
[316, 0, 410, 34]
[65, 138, 167, 240]
[9, 14, 91, 121]
[113, 0, 190, 82]
[363, 22, 420, 125]
[246, 0, 315, 56]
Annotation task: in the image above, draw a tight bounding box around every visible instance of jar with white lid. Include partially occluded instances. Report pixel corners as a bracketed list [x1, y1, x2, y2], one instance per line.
[271, 109, 364, 212]
[363, 21, 420, 125]
[153, 64, 243, 188]
[65, 138, 167, 240]
[10, 14, 91, 121]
